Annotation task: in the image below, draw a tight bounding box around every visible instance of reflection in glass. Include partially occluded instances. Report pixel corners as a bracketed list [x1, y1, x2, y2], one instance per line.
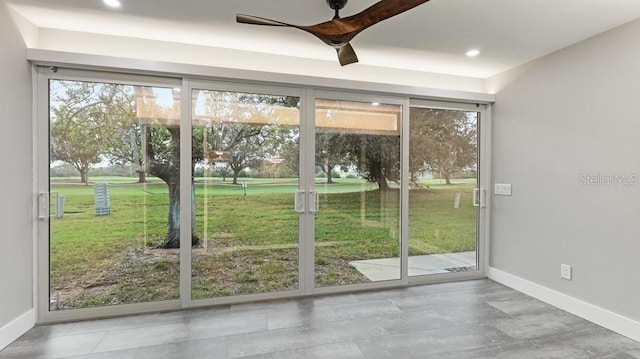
[191, 90, 300, 298]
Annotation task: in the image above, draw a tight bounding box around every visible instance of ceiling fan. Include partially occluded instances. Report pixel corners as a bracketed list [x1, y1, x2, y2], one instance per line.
[237, 0, 431, 66]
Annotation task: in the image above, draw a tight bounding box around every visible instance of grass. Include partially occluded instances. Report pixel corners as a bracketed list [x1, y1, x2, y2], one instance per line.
[49, 176, 477, 308]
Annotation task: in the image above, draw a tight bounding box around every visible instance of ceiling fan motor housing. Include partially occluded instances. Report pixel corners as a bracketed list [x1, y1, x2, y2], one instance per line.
[327, 0, 348, 10]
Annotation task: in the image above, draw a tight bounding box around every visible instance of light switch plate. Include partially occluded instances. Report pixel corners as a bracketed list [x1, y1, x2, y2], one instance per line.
[494, 183, 512, 196]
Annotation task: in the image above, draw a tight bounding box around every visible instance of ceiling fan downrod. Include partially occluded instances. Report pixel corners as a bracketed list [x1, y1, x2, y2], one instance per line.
[327, 0, 348, 19]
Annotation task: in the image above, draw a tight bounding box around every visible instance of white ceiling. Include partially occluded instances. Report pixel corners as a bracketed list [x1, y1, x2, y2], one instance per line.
[7, 0, 640, 78]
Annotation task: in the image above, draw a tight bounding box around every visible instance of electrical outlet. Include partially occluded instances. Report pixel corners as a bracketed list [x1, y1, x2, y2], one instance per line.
[560, 264, 572, 280]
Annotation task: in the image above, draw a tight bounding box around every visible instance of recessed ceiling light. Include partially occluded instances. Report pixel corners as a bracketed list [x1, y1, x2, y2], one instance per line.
[372, 102, 380, 106]
[466, 49, 480, 57]
[103, 0, 121, 8]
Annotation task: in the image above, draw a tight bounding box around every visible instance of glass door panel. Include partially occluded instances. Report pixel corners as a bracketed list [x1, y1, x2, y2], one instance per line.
[314, 99, 402, 287]
[408, 107, 479, 276]
[191, 90, 301, 298]
[48, 79, 181, 310]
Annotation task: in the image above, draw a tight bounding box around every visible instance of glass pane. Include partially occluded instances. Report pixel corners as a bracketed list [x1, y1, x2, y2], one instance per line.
[191, 90, 300, 298]
[314, 99, 402, 287]
[408, 107, 478, 276]
[48, 80, 181, 310]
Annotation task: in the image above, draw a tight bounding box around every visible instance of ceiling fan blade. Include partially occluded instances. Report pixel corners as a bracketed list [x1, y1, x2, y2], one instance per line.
[341, 0, 431, 31]
[236, 14, 291, 27]
[236, 0, 432, 66]
[302, 0, 432, 49]
[337, 43, 358, 66]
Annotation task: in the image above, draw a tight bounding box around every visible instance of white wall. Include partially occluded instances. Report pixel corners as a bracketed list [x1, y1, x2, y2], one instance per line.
[0, 0, 34, 347]
[488, 18, 640, 322]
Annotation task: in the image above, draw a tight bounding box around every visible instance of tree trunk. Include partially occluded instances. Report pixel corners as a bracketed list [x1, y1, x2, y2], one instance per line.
[232, 168, 242, 185]
[377, 175, 389, 190]
[137, 172, 146, 183]
[162, 172, 199, 248]
[326, 164, 334, 184]
[146, 127, 199, 249]
[164, 178, 180, 248]
[136, 167, 146, 183]
[80, 168, 89, 185]
[445, 173, 452, 185]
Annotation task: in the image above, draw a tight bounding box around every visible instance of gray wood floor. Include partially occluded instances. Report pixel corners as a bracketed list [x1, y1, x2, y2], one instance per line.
[1, 279, 639, 358]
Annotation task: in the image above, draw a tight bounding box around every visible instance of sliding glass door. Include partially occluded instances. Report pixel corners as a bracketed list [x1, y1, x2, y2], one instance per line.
[408, 102, 482, 278]
[190, 86, 301, 299]
[38, 69, 488, 321]
[313, 98, 403, 288]
[41, 72, 183, 318]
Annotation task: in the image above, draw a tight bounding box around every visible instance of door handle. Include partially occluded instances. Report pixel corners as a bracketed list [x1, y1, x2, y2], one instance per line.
[473, 188, 479, 207]
[294, 190, 305, 213]
[473, 188, 487, 208]
[309, 190, 319, 213]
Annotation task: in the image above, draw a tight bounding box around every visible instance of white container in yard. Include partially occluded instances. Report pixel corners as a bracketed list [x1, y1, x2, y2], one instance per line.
[94, 182, 111, 216]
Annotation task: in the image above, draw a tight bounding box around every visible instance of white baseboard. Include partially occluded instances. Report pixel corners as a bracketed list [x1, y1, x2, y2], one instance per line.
[488, 267, 640, 343]
[0, 309, 35, 351]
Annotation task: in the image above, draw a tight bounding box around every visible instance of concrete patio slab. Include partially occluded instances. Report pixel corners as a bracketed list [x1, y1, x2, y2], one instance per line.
[349, 251, 477, 281]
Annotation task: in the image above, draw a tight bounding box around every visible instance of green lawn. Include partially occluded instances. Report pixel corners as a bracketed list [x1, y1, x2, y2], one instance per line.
[49, 176, 477, 308]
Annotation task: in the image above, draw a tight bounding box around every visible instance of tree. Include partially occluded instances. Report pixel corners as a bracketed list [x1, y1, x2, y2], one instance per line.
[279, 130, 300, 178]
[315, 132, 350, 184]
[196, 91, 298, 184]
[348, 134, 400, 190]
[144, 123, 197, 248]
[136, 87, 201, 248]
[216, 165, 232, 182]
[200, 121, 263, 184]
[50, 81, 119, 185]
[100, 86, 147, 183]
[50, 82, 198, 248]
[410, 108, 477, 185]
[227, 125, 281, 184]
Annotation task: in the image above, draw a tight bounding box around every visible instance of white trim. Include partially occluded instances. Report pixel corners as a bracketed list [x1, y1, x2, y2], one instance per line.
[481, 105, 492, 276]
[301, 87, 316, 293]
[31, 65, 39, 321]
[27, 49, 495, 104]
[179, 78, 192, 306]
[488, 267, 640, 343]
[0, 309, 35, 351]
[400, 98, 410, 282]
[35, 66, 50, 322]
[479, 104, 491, 276]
